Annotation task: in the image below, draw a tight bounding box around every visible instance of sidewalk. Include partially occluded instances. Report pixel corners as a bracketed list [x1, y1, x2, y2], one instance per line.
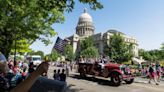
[134, 77, 164, 85]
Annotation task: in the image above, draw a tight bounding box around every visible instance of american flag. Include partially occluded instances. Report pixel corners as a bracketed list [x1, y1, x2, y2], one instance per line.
[53, 37, 65, 54]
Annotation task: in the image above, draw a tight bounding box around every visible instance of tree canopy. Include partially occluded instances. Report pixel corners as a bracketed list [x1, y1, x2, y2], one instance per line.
[80, 37, 99, 58]
[139, 47, 164, 62]
[104, 33, 134, 63]
[27, 50, 44, 59]
[81, 46, 99, 58]
[64, 44, 74, 61]
[10, 39, 31, 55]
[161, 43, 164, 50]
[50, 49, 60, 61]
[0, 0, 103, 58]
[80, 37, 94, 51]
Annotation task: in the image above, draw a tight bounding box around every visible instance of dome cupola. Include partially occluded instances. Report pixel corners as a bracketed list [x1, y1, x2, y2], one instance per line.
[79, 8, 93, 22]
[76, 8, 95, 37]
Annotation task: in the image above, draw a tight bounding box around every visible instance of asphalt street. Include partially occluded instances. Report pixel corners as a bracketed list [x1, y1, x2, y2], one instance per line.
[47, 66, 164, 92]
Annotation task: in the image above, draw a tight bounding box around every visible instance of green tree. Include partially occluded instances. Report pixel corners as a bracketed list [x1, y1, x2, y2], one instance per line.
[64, 44, 74, 61]
[0, 0, 103, 58]
[80, 46, 99, 58]
[27, 50, 44, 59]
[160, 43, 164, 60]
[34, 51, 44, 59]
[139, 49, 153, 61]
[80, 37, 99, 58]
[138, 43, 164, 62]
[80, 37, 94, 51]
[51, 49, 60, 61]
[10, 39, 31, 55]
[104, 33, 134, 63]
[161, 43, 164, 50]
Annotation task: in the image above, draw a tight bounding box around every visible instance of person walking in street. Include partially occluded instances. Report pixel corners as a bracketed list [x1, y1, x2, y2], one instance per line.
[156, 63, 162, 82]
[148, 63, 159, 85]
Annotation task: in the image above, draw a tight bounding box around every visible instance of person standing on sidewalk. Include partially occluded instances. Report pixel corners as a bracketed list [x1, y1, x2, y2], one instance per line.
[56, 69, 61, 81]
[70, 63, 73, 72]
[148, 63, 159, 85]
[53, 69, 57, 80]
[65, 63, 69, 77]
[59, 69, 66, 82]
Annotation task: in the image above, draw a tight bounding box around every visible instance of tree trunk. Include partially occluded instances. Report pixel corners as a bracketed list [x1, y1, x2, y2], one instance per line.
[0, 46, 11, 60]
[0, 35, 13, 60]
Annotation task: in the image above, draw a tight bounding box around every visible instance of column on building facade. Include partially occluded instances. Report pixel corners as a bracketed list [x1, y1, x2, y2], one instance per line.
[81, 29, 82, 35]
[82, 28, 85, 35]
[87, 29, 89, 34]
[73, 41, 77, 54]
[88, 29, 90, 35]
[84, 27, 86, 35]
[99, 40, 104, 54]
[78, 30, 80, 35]
[86, 29, 88, 35]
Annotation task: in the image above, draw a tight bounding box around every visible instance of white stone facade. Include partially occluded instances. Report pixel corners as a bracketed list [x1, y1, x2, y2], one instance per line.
[64, 9, 139, 57]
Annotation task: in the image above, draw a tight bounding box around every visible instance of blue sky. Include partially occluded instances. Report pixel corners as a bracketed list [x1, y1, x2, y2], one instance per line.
[30, 0, 164, 55]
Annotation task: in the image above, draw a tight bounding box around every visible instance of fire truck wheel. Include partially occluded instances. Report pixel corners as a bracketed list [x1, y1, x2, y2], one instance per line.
[111, 73, 122, 86]
[125, 79, 134, 84]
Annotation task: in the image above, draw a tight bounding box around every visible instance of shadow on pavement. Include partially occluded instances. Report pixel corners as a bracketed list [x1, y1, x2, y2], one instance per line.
[66, 84, 84, 92]
[69, 74, 118, 87]
[134, 81, 148, 84]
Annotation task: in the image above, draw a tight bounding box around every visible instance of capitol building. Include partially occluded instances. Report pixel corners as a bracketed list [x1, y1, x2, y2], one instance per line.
[63, 9, 138, 57]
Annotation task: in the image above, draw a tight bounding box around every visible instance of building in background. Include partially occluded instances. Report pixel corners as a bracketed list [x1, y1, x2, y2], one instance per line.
[53, 8, 138, 57]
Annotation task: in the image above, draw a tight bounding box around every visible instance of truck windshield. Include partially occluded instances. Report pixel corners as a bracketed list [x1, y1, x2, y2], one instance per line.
[32, 57, 41, 61]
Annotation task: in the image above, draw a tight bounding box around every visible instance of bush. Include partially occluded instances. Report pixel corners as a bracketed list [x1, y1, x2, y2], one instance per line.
[121, 61, 132, 65]
[160, 60, 164, 66]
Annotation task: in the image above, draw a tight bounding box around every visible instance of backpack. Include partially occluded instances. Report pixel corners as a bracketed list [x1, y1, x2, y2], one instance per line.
[149, 67, 154, 73]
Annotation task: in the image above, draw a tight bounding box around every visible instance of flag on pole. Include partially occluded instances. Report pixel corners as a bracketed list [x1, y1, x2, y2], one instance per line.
[53, 37, 65, 54]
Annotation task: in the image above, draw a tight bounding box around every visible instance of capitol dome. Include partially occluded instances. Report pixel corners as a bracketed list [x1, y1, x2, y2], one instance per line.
[76, 8, 95, 37]
[79, 8, 92, 22]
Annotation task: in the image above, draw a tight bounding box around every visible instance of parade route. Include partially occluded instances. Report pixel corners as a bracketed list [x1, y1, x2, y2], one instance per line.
[47, 66, 164, 92]
[66, 76, 164, 92]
